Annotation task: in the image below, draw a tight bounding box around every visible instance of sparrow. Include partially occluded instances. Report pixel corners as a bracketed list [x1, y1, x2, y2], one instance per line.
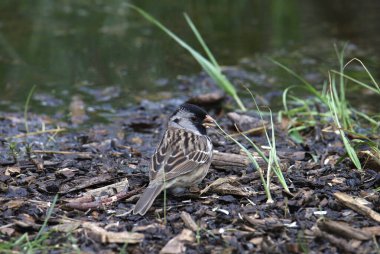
[133, 103, 214, 215]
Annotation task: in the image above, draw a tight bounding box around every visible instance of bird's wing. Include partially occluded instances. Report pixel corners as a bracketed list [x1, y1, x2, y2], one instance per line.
[149, 129, 169, 180]
[150, 128, 212, 183]
[151, 128, 212, 184]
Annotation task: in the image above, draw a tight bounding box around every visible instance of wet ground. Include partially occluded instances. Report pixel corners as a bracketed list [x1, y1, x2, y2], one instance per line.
[0, 78, 379, 253]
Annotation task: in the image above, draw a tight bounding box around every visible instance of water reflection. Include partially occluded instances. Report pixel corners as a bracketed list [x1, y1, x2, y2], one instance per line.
[0, 0, 379, 116]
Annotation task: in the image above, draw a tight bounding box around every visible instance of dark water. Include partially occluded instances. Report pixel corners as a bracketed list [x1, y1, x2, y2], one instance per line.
[0, 0, 379, 119]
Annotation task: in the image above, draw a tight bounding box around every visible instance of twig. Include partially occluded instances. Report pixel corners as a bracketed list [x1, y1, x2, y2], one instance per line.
[7, 128, 65, 139]
[229, 126, 265, 137]
[334, 192, 380, 223]
[313, 227, 356, 253]
[64, 187, 143, 211]
[317, 219, 371, 240]
[31, 149, 93, 159]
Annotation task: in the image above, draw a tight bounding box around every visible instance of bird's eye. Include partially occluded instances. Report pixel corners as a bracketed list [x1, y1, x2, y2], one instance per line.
[191, 116, 197, 122]
[173, 118, 180, 123]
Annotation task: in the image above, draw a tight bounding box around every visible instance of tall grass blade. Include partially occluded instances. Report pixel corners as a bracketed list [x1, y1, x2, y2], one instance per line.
[327, 73, 362, 170]
[270, 58, 326, 103]
[214, 121, 273, 202]
[330, 70, 380, 94]
[35, 194, 58, 240]
[184, 13, 219, 69]
[245, 88, 290, 193]
[24, 85, 37, 134]
[128, 5, 246, 111]
[343, 58, 380, 92]
[351, 108, 379, 128]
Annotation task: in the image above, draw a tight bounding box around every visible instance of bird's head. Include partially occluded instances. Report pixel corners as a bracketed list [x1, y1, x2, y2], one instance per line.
[168, 103, 215, 135]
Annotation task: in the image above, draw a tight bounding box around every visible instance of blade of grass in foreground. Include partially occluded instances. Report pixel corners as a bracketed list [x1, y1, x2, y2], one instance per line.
[10, 194, 58, 253]
[245, 88, 291, 194]
[128, 4, 246, 111]
[214, 121, 273, 202]
[328, 73, 362, 170]
[24, 85, 36, 134]
[270, 58, 327, 104]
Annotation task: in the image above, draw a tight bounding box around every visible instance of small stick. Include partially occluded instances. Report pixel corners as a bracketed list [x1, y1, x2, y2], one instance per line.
[313, 227, 356, 253]
[334, 192, 380, 223]
[7, 128, 65, 139]
[317, 219, 371, 240]
[31, 150, 93, 159]
[64, 187, 143, 211]
[229, 126, 266, 137]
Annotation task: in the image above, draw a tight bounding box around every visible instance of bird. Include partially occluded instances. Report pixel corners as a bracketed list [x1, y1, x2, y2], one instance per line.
[133, 103, 215, 216]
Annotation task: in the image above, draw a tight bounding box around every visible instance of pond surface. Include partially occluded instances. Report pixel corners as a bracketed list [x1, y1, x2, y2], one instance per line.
[0, 0, 379, 122]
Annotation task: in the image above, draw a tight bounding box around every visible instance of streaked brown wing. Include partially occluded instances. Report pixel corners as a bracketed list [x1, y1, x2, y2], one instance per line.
[150, 128, 212, 182]
[150, 129, 172, 180]
[164, 131, 212, 181]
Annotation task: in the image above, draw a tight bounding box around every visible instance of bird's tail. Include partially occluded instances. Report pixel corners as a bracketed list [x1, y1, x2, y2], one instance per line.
[133, 183, 164, 215]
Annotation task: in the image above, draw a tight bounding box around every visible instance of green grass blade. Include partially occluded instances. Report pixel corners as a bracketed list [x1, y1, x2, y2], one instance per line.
[327, 74, 362, 170]
[270, 58, 326, 103]
[35, 194, 58, 240]
[282, 85, 298, 113]
[334, 43, 347, 103]
[351, 108, 379, 127]
[245, 88, 290, 193]
[214, 121, 272, 202]
[268, 109, 290, 193]
[184, 13, 219, 69]
[24, 85, 37, 134]
[343, 57, 380, 93]
[330, 70, 380, 94]
[129, 5, 246, 111]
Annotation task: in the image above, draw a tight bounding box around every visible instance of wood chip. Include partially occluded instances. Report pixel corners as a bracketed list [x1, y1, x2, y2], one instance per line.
[200, 176, 253, 196]
[362, 226, 380, 236]
[211, 152, 251, 171]
[58, 174, 112, 194]
[4, 199, 25, 209]
[83, 222, 144, 244]
[64, 187, 142, 211]
[5, 166, 21, 176]
[85, 178, 129, 197]
[243, 215, 283, 230]
[51, 222, 81, 233]
[317, 219, 371, 240]
[313, 227, 356, 253]
[159, 229, 195, 254]
[187, 91, 225, 105]
[32, 150, 93, 159]
[334, 192, 380, 223]
[180, 211, 198, 232]
[227, 112, 267, 133]
[211, 151, 287, 172]
[132, 223, 165, 232]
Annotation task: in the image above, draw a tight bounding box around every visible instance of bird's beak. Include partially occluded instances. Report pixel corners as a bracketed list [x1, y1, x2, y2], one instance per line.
[202, 115, 215, 128]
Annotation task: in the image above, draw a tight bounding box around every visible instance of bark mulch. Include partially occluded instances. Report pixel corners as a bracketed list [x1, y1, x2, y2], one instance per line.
[0, 102, 379, 254]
